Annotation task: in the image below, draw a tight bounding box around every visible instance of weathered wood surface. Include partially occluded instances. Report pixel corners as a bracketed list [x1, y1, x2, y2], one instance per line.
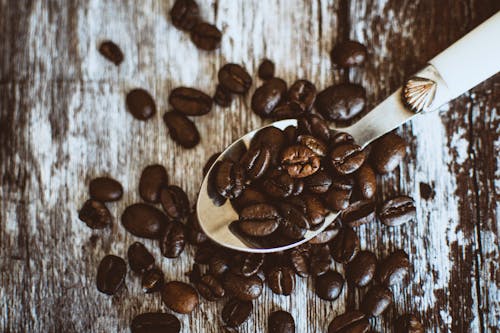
[0, 0, 498, 332]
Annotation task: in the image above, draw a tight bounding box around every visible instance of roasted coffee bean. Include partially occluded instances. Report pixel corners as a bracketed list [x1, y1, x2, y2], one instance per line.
[186, 211, 208, 245]
[303, 194, 328, 226]
[370, 132, 407, 174]
[315, 270, 344, 301]
[377, 249, 410, 286]
[288, 80, 316, 112]
[263, 170, 295, 198]
[297, 114, 331, 142]
[330, 226, 359, 264]
[266, 266, 295, 295]
[98, 41, 124, 66]
[170, 0, 199, 31]
[162, 281, 199, 314]
[131, 312, 181, 333]
[238, 203, 280, 237]
[160, 185, 190, 221]
[419, 182, 435, 200]
[218, 63, 252, 94]
[215, 160, 245, 199]
[281, 145, 320, 178]
[324, 177, 354, 211]
[316, 83, 366, 122]
[96, 255, 126, 295]
[190, 22, 222, 50]
[258, 59, 275, 80]
[126, 89, 156, 120]
[278, 202, 310, 239]
[284, 126, 298, 145]
[231, 187, 268, 212]
[222, 298, 253, 327]
[328, 311, 369, 333]
[346, 250, 377, 287]
[270, 101, 304, 120]
[289, 243, 311, 277]
[330, 143, 366, 175]
[128, 242, 155, 274]
[89, 177, 123, 202]
[303, 170, 332, 193]
[331, 40, 367, 67]
[209, 252, 231, 277]
[251, 126, 286, 165]
[122, 203, 168, 239]
[163, 110, 200, 148]
[142, 267, 164, 293]
[268, 310, 295, 333]
[309, 244, 332, 276]
[232, 253, 265, 277]
[213, 84, 234, 107]
[251, 78, 287, 118]
[354, 164, 377, 200]
[379, 196, 416, 226]
[297, 135, 328, 157]
[187, 263, 202, 284]
[223, 272, 263, 301]
[194, 242, 216, 264]
[159, 220, 186, 258]
[309, 219, 341, 244]
[395, 314, 425, 333]
[240, 145, 271, 180]
[207, 161, 227, 206]
[341, 200, 376, 227]
[197, 274, 225, 301]
[79, 199, 112, 229]
[361, 285, 393, 317]
[139, 164, 168, 203]
[330, 131, 354, 148]
[169, 87, 212, 116]
[203, 152, 221, 177]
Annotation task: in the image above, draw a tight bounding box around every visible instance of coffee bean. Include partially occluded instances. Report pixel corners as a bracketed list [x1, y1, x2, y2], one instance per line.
[303, 194, 328, 226]
[361, 285, 393, 317]
[139, 165, 168, 203]
[288, 80, 317, 112]
[231, 187, 268, 212]
[98, 41, 124, 66]
[89, 177, 123, 202]
[238, 203, 280, 237]
[78, 199, 112, 229]
[197, 274, 225, 301]
[270, 101, 304, 120]
[163, 111, 200, 148]
[258, 59, 275, 80]
[223, 272, 263, 301]
[159, 220, 186, 258]
[126, 89, 156, 120]
[330, 131, 355, 148]
[232, 253, 265, 277]
[289, 243, 311, 277]
[297, 135, 328, 157]
[324, 177, 353, 211]
[330, 226, 359, 264]
[240, 145, 271, 180]
[331, 40, 367, 67]
[283, 126, 298, 145]
[330, 143, 366, 175]
[309, 244, 333, 276]
[203, 152, 222, 177]
[262, 170, 295, 198]
[215, 160, 245, 199]
[267, 266, 295, 295]
[341, 200, 376, 227]
[96, 255, 126, 295]
[281, 145, 321, 178]
[213, 84, 234, 107]
[194, 242, 216, 264]
[419, 182, 435, 200]
[142, 267, 164, 293]
[209, 252, 231, 277]
[131, 312, 181, 333]
[170, 0, 199, 31]
[395, 314, 424, 333]
[251, 78, 287, 118]
[187, 263, 202, 284]
[278, 202, 310, 239]
[128, 242, 155, 274]
[186, 211, 208, 245]
[316, 83, 365, 122]
[169, 87, 212, 116]
[222, 298, 253, 327]
[328, 311, 369, 333]
[379, 196, 416, 226]
[218, 63, 253, 94]
[377, 249, 410, 286]
[370, 132, 407, 174]
[303, 170, 332, 193]
[162, 281, 199, 314]
[122, 203, 168, 239]
[268, 310, 295, 333]
[354, 164, 377, 200]
[207, 161, 227, 207]
[190, 22, 222, 50]
[309, 219, 341, 244]
[251, 126, 286, 166]
[297, 114, 331, 142]
[315, 270, 344, 301]
[160, 185, 190, 221]
[346, 250, 377, 287]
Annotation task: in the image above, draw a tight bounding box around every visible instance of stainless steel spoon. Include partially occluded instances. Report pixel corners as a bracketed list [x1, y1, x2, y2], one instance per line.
[196, 12, 500, 253]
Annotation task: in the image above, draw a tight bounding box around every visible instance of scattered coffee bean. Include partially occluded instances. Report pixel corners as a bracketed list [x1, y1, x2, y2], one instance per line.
[186, 211, 208, 245]
[289, 243, 311, 277]
[330, 143, 366, 175]
[331, 40, 367, 67]
[297, 114, 331, 142]
[304, 170, 332, 193]
[161, 281, 199, 314]
[139, 164, 168, 203]
[89, 177, 123, 202]
[361, 285, 393, 317]
[159, 220, 186, 258]
[262, 170, 295, 198]
[187, 263, 202, 284]
[330, 131, 354, 148]
[194, 242, 216, 264]
[297, 135, 328, 157]
[354, 164, 377, 200]
[268, 310, 295, 333]
[251, 126, 286, 165]
[251, 78, 287, 118]
[281, 145, 321, 178]
[131, 312, 181, 333]
[341, 200, 376, 227]
[96, 254, 126, 295]
[303, 194, 328, 226]
[240, 145, 271, 180]
[209, 252, 231, 277]
[309, 219, 341, 244]
[203, 152, 222, 177]
[379, 196, 416, 226]
[197, 274, 225, 301]
[78, 199, 112, 229]
[419, 182, 435, 200]
[160, 185, 190, 221]
[270, 101, 304, 120]
[169, 87, 212, 116]
[170, 0, 199, 31]
[288, 80, 317, 112]
[218, 63, 252, 94]
[214, 84, 234, 107]
[267, 265, 295, 295]
[395, 314, 425, 333]
[126, 89, 156, 120]
[231, 188, 268, 213]
[232, 253, 265, 277]
[223, 272, 263, 301]
[346, 250, 377, 287]
[330, 226, 359, 264]
[163, 111, 201, 148]
[214, 160, 245, 199]
[128, 242, 155, 274]
[222, 298, 253, 327]
[278, 202, 310, 239]
[377, 249, 410, 286]
[237, 203, 280, 237]
[258, 59, 275, 80]
[370, 132, 407, 174]
[315, 270, 344, 301]
[142, 267, 164, 293]
[98, 41, 124, 66]
[309, 244, 333, 276]
[316, 83, 365, 122]
[190, 22, 222, 51]
[328, 311, 369, 333]
[324, 177, 353, 211]
[121, 203, 168, 239]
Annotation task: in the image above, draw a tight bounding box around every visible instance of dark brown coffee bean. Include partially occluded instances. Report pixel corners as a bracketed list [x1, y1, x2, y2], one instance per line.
[262, 170, 295, 198]
[328, 311, 369, 333]
[122, 203, 168, 239]
[324, 177, 354, 211]
[78, 199, 111, 229]
[354, 164, 377, 200]
[215, 160, 245, 199]
[231, 187, 268, 212]
[297, 114, 330, 142]
[251, 126, 286, 166]
[98, 41, 124, 65]
[419, 182, 435, 200]
[330, 226, 359, 264]
[379, 196, 416, 226]
[139, 165, 168, 203]
[346, 250, 377, 287]
[240, 145, 271, 180]
[218, 63, 252, 94]
[395, 314, 425, 333]
[126, 89, 156, 121]
[238, 203, 280, 237]
[251, 78, 287, 118]
[207, 161, 227, 206]
[187, 263, 202, 284]
[131, 312, 181, 333]
[194, 242, 216, 264]
[128, 242, 155, 274]
[303, 170, 332, 193]
[209, 252, 231, 277]
[223, 272, 263, 301]
[203, 152, 222, 177]
[341, 200, 376, 227]
[89, 177, 123, 202]
[159, 220, 186, 258]
[161, 281, 199, 314]
[310, 244, 333, 276]
[278, 202, 310, 239]
[197, 274, 225, 301]
[370, 132, 407, 174]
[160, 185, 190, 221]
[186, 211, 208, 245]
[361, 285, 393, 317]
[190, 22, 221, 50]
[268, 310, 295, 333]
[331, 40, 367, 68]
[281, 145, 320, 178]
[232, 253, 265, 277]
[297, 135, 328, 157]
[142, 267, 164, 293]
[315, 270, 344, 301]
[377, 249, 410, 286]
[169, 87, 212, 116]
[163, 111, 200, 148]
[287, 79, 316, 112]
[267, 266, 295, 295]
[330, 131, 355, 148]
[303, 194, 328, 226]
[270, 101, 304, 120]
[96, 255, 126, 295]
[283, 126, 298, 145]
[330, 143, 366, 175]
[258, 59, 275, 80]
[289, 243, 311, 277]
[309, 219, 341, 244]
[214, 84, 234, 107]
[316, 83, 366, 122]
[222, 298, 253, 327]
[170, 0, 199, 31]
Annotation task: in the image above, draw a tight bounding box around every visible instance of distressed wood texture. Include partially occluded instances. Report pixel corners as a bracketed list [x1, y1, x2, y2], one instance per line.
[0, 0, 499, 332]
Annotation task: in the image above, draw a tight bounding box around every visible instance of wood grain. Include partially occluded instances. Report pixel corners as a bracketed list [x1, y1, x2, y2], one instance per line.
[0, 0, 498, 332]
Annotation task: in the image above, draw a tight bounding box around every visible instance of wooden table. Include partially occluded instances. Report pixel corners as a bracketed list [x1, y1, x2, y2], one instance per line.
[1, 1, 498, 332]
